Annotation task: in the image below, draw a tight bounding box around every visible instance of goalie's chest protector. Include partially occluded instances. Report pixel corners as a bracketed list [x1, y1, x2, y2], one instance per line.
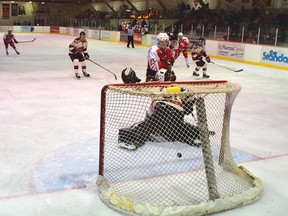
[147, 99, 184, 117]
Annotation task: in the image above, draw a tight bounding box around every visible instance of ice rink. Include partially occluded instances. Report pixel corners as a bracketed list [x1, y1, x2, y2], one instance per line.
[0, 33, 287, 216]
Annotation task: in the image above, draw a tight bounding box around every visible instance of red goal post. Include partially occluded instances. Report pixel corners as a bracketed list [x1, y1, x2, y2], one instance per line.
[97, 80, 263, 215]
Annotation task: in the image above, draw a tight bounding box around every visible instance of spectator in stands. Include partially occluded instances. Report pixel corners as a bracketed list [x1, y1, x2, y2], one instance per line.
[278, 29, 286, 44]
[245, 32, 256, 44]
[141, 19, 147, 28]
[19, 6, 26, 16]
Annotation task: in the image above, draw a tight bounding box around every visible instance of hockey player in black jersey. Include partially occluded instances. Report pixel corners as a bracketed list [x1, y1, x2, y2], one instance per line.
[191, 37, 211, 78]
[68, 31, 90, 79]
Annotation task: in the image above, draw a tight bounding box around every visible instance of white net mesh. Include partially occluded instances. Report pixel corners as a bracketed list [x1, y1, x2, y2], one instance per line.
[97, 81, 263, 215]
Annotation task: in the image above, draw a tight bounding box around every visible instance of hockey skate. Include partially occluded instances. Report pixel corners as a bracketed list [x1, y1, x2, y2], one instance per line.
[193, 71, 199, 76]
[16, 51, 20, 55]
[75, 73, 81, 79]
[203, 73, 210, 78]
[119, 142, 138, 150]
[186, 63, 190, 68]
[118, 127, 146, 150]
[83, 71, 90, 77]
[193, 139, 201, 147]
[184, 138, 201, 147]
[6, 51, 9, 55]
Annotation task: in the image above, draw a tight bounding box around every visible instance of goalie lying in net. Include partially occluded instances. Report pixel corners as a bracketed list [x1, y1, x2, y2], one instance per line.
[119, 89, 214, 150]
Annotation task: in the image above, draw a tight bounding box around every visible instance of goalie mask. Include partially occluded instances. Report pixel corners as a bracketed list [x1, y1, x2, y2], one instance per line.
[121, 67, 141, 83]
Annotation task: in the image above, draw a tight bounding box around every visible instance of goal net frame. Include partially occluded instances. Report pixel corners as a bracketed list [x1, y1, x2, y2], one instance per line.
[97, 80, 263, 216]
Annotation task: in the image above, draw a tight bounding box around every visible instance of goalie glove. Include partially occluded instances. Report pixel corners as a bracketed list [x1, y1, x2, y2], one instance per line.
[121, 67, 141, 83]
[205, 56, 211, 63]
[83, 52, 90, 60]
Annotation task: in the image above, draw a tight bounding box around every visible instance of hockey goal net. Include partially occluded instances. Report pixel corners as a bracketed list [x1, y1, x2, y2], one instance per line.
[97, 80, 263, 216]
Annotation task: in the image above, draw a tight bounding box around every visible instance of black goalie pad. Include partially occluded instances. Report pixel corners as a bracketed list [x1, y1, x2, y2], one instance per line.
[118, 101, 204, 150]
[118, 126, 149, 149]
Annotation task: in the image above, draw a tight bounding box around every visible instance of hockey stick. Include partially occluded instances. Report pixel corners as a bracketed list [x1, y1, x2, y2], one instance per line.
[87, 59, 117, 80]
[17, 38, 36, 43]
[210, 61, 243, 72]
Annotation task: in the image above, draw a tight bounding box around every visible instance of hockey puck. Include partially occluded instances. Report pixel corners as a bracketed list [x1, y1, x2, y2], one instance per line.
[177, 152, 182, 158]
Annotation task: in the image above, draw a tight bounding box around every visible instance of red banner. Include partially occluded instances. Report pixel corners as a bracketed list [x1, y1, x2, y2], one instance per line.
[50, 26, 60, 33]
[2, 4, 10, 19]
[134, 33, 142, 44]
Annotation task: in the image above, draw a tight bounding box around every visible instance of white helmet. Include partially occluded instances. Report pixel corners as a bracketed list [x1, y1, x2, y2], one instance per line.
[178, 32, 184, 39]
[157, 33, 169, 47]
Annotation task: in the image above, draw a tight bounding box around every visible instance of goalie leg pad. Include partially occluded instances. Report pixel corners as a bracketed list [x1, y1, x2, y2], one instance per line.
[177, 122, 201, 146]
[118, 126, 149, 149]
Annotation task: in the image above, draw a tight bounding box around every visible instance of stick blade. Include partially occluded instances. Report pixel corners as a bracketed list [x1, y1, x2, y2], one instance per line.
[234, 69, 243, 72]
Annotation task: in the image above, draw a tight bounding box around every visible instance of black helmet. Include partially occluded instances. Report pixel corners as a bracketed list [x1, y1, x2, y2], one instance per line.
[198, 37, 205, 45]
[169, 34, 177, 41]
[198, 36, 205, 42]
[80, 31, 86, 36]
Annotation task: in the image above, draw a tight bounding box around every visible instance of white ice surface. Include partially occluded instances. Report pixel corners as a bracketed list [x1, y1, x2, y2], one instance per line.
[0, 33, 287, 216]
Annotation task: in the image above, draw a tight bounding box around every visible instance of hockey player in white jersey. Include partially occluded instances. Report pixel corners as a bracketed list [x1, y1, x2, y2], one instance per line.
[146, 33, 176, 82]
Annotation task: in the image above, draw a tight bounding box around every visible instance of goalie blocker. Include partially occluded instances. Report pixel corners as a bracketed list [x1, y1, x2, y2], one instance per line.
[121, 67, 141, 83]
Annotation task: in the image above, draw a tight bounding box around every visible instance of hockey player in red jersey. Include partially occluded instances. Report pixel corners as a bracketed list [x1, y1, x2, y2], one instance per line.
[191, 37, 211, 78]
[68, 31, 90, 79]
[146, 33, 176, 82]
[3, 30, 20, 55]
[175, 32, 190, 68]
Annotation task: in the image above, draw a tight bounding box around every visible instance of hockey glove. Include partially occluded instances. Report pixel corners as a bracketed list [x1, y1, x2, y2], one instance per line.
[83, 53, 90, 60]
[167, 59, 174, 66]
[70, 47, 78, 54]
[169, 71, 176, 81]
[206, 56, 211, 63]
